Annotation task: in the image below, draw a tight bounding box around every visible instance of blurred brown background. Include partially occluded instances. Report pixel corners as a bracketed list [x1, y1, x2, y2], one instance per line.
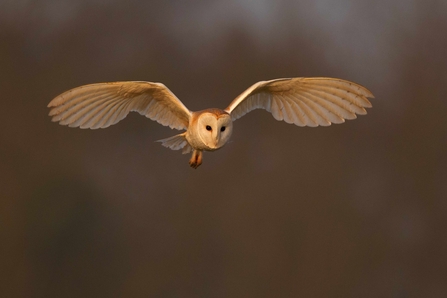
[1, 0, 446, 297]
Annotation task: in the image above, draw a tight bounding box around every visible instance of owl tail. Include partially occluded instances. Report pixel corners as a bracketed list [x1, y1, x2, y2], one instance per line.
[156, 132, 192, 154]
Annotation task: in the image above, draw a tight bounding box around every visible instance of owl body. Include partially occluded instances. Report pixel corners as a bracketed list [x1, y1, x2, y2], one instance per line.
[48, 77, 374, 168]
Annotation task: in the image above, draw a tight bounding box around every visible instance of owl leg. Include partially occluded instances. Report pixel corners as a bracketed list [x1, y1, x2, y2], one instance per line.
[189, 150, 203, 169]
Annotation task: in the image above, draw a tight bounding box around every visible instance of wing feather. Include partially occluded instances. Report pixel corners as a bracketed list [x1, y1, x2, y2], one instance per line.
[102, 100, 126, 128]
[93, 97, 125, 129]
[80, 96, 126, 129]
[48, 81, 191, 130]
[300, 90, 356, 121]
[281, 99, 295, 124]
[288, 95, 318, 127]
[288, 98, 307, 126]
[270, 96, 283, 121]
[78, 96, 122, 128]
[303, 88, 366, 115]
[225, 77, 374, 127]
[52, 93, 112, 122]
[86, 97, 122, 129]
[294, 94, 331, 126]
[294, 92, 345, 124]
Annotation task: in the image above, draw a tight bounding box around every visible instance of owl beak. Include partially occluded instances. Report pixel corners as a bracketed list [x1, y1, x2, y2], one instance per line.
[215, 133, 221, 145]
[211, 131, 219, 147]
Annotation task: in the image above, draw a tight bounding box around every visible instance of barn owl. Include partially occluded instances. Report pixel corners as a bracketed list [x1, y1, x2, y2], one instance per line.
[48, 77, 374, 168]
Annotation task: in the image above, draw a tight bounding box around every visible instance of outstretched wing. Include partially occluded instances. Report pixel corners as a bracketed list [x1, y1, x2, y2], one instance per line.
[224, 77, 374, 127]
[48, 81, 191, 130]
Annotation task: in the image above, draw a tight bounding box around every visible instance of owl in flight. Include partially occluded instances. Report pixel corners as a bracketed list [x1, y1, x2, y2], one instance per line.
[48, 77, 374, 168]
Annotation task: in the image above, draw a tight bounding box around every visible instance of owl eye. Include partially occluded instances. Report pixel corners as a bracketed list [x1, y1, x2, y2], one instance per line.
[206, 125, 212, 131]
[220, 126, 226, 132]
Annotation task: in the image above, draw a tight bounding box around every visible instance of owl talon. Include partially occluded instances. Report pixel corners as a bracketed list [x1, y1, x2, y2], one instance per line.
[189, 150, 203, 169]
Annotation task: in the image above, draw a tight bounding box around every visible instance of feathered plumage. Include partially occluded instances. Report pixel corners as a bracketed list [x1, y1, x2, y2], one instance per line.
[48, 77, 374, 168]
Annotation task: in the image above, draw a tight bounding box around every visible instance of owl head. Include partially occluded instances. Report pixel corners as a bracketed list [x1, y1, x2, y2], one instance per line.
[195, 109, 233, 150]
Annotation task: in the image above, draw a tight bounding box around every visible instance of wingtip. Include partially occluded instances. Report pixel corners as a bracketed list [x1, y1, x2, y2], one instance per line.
[47, 93, 65, 108]
[47, 100, 57, 108]
[362, 96, 373, 108]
